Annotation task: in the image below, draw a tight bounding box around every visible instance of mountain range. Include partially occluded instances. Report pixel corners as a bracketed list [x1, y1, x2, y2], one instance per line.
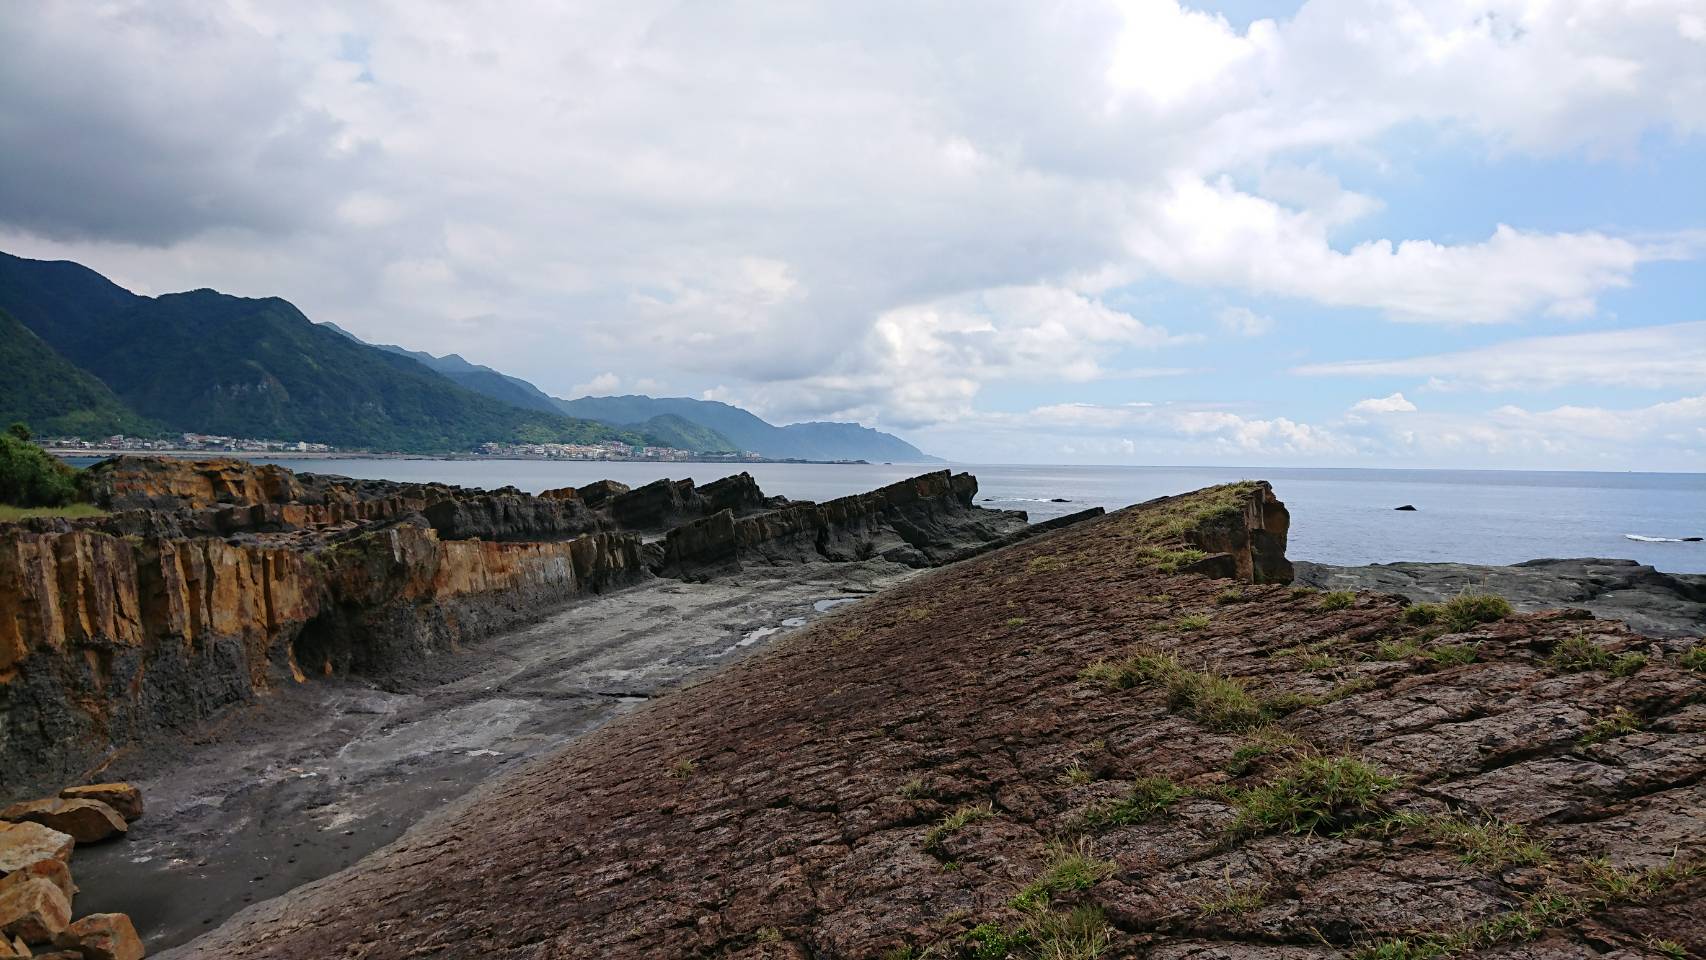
[0, 251, 935, 461]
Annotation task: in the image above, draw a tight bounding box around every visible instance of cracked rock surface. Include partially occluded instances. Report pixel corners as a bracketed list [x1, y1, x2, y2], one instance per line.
[163, 484, 1703, 959]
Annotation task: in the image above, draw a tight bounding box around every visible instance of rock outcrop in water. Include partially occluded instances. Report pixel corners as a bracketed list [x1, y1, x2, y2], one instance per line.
[0, 458, 1033, 796]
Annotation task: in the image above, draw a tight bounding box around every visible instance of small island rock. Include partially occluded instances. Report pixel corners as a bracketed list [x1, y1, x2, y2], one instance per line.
[1394, 504, 1417, 511]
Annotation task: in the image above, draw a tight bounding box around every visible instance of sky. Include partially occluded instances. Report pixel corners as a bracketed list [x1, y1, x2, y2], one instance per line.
[1, 1, 1703, 469]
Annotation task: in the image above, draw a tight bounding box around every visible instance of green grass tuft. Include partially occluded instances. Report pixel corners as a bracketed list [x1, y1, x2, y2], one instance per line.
[1231, 754, 1398, 835]
[1682, 645, 1706, 672]
[1082, 775, 1185, 829]
[1173, 613, 1212, 631]
[923, 802, 996, 852]
[1011, 840, 1117, 912]
[1318, 590, 1357, 610]
[1579, 707, 1644, 745]
[1548, 634, 1616, 673]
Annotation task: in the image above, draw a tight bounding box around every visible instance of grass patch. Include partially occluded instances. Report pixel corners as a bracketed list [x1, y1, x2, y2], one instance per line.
[1194, 881, 1268, 918]
[1081, 775, 1185, 830]
[1057, 761, 1094, 787]
[1168, 669, 1264, 731]
[1214, 588, 1247, 605]
[1609, 652, 1648, 677]
[1371, 812, 1549, 868]
[923, 802, 995, 852]
[1006, 616, 1028, 627]
[1579, 707, 1644, 746]
[1402, 593, 1513, 633]
[1682, 645, 1706, 672]
[1173, 613, 1212, 631]
[1225, 726, 1308, 776]
[0, 502, 108, 521]
[1318, 590, 1357, 611]
[1011, 840, 1117, 912]
[1375, 637, 1426, 661]
[668, 758, 697, 778]
[1133, 545, 1208, 574]
[961, 905, 1112, 960]
[1424, 643, 1479, 667]
[1231, 754, 1398, 835]
[1548, 634, 1616, 673]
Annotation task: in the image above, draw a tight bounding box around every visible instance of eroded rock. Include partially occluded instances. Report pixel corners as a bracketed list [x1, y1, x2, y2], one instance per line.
[56, 787, 141, 824]
[0, 801, 124, 845]
[55, 913, 143, 960]
[0, 877, 71, 944]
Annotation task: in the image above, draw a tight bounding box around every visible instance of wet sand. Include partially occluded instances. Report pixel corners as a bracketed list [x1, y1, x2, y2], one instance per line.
[73, 560, 917, 954]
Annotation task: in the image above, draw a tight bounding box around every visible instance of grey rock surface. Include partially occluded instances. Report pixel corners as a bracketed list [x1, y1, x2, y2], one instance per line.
[1294, 557, 1706, 638]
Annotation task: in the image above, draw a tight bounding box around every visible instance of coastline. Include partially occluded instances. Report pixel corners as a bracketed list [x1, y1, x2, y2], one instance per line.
[45, 447, 911, 466]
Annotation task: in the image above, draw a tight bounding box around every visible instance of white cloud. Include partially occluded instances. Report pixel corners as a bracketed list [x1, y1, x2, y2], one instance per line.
[1218, 306, 1273, 337]
[0, 0, 1701, 448]
[570, 372, 621, 397]
[1295, 322, 1706, 391]
[1350, 392, 1418, 415]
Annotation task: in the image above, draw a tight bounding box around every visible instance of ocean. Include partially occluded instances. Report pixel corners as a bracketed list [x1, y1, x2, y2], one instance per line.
[116, 457, 1700, 575]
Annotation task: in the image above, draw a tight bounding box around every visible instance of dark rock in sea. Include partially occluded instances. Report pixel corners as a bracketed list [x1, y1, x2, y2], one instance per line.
[1050, 497, 1071, 503]
[1394, 504, 1417, 511]
[1685, 536, 1703, 542]
[1294, 557, 1706, 638]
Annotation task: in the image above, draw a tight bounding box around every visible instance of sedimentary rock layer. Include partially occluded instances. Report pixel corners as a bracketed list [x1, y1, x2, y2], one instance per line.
[161, 480, 1704, 959]
[1, 458, 1032, 797]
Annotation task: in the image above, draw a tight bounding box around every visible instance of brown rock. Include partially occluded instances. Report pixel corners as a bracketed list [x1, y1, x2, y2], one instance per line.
[0, 801, 125, 845]
[0, 822, 74, 873]
[56, 786, 141, 823]
[0, 856, 74, 902]
[0, 877, 70, 944]
[55, 913, 143, 960]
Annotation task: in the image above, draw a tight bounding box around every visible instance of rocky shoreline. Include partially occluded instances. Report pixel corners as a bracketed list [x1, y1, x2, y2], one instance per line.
[1, 456, 1101, 954]
[1295, 557, 1706, 639]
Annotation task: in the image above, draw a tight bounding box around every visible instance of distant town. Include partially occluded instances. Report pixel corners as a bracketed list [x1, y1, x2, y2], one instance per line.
[41, 433, 776, 463]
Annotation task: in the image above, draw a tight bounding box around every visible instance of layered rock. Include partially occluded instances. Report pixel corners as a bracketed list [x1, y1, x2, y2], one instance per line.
[2, 458, 1033, 796]
[654, 470, 1026, 575]
[0, 519, 646, 793]
[162, 482, 1706, 960]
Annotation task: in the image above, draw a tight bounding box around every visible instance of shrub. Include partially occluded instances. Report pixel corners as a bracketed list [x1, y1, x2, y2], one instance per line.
[1318, 590, 1357, 611]
[1232, 755, 1398, 834]
[0, 432, 79, 507]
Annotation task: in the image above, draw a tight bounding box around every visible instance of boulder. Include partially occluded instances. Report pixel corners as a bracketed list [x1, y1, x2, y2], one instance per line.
[0, 855, 74, 901]
[538, 485, 579, 501]
[57, 785, 142, 823]
[0, 821, 74, 874]
[0, 877, 71, 943]
[55, 913, 144, 960]
[0, 801, 125, 845]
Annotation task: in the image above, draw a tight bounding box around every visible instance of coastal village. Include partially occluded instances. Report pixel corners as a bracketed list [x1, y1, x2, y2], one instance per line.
[40, 433, 762, 462]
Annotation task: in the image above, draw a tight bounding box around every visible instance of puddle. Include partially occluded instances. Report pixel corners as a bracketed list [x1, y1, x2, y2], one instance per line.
[781, 617, 807, 627]
[813, 597, 860, 613]
[739, 626, 781, 647]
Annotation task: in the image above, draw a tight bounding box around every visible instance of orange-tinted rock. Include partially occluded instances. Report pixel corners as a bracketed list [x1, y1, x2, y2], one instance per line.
[82, 457, 303, 512]
[0, 877, 70, 943]
[57, 786, 141, 823]
[55, 913, 143, 960]
[538, 485, 579, 501]
[0, 855, 74, 902]
[0, 821, 74, 874]
[0, 800, 125, 845]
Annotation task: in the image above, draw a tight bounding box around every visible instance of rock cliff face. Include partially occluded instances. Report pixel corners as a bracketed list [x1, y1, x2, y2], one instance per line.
[1, 458, 1032, 796]
[0, 519, 645, 791]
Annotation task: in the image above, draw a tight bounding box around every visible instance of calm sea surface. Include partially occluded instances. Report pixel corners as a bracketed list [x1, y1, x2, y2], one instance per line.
[67, 457, 1706, 573]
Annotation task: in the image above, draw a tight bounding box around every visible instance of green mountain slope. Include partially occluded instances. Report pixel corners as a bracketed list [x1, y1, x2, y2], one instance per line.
[322, 324, 565, 416]
[629, 414, 740, 454]
[0, 307, 155, 437]
[0, 253, 645, 453]
[556, 395, 936, 461]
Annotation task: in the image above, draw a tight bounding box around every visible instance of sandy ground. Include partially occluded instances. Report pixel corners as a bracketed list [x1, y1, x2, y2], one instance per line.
[73, 560, 919, 954]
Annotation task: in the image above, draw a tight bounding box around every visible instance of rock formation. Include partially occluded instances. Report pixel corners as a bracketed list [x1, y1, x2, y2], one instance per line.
[1, 458, 1033, 796]
[156, 481, 1705, 959]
